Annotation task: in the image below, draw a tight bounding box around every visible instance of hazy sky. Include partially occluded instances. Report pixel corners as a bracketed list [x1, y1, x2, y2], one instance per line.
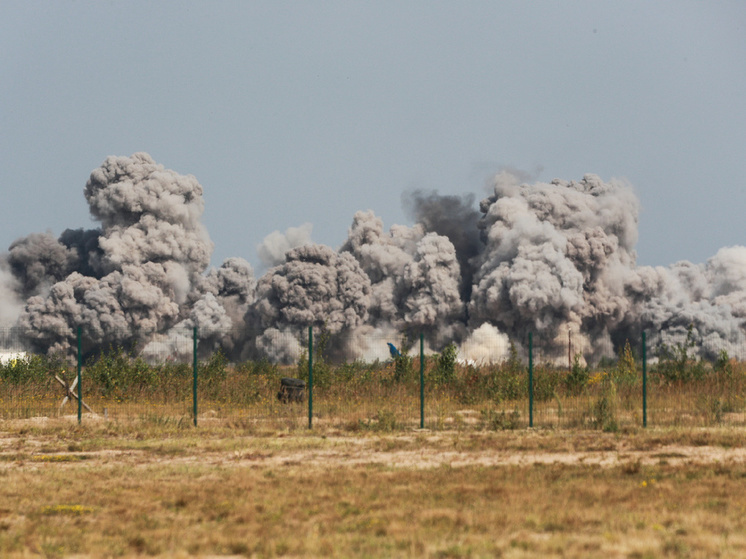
[2, 1, 744, 272]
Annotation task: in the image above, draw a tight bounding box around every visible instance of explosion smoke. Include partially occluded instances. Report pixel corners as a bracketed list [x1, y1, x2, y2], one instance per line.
[257, 223, 313, 269]
[1, 153, 745, 364]
[11, 152, 214, 356]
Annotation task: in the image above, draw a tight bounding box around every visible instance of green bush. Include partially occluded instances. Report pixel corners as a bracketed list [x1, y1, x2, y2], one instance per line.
[200, 348, 228, 381]
[393, 353, 414, 383]
[238, 358, 279, 378]
[86, 346, 156, 398]
[652, 324, 707, 383]
[357, 409, 398, 432]
[481, 342, 524, 403]
[592, 378, 618, 432]
[613, 340, 637, 387]
[533, 364, 562, 402]
[1, 354, 61, 385]
[564, 353, 589, 394]
[296, 347, 334, 389]
[432, 343, 458, 385]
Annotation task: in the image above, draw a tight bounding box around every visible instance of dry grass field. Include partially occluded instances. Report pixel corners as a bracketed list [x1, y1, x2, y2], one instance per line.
[0, 418, 745, 558]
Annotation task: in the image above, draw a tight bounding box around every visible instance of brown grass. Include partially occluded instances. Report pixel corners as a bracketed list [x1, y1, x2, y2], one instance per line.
[0, 421, 745, 557]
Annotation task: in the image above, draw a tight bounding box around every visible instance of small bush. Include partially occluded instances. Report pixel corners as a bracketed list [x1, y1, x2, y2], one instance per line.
[200, 348, 228, 381]
[482, 343, 524, 403]
[592, 378, 618, 432]
[533, 365, 562, 402]
[564, 353, 589, 394]
[652, 324, 706, 383]
[613, 340, 637, 387]
[238, 358, 279, 378]
[432, 343, 458, 385]
[393, 353, 414, 383]
[714, 350, 733, 378]
[86, 345, 157, 399]
[1, 353, 61, 385]
[297, 349, 333, 389]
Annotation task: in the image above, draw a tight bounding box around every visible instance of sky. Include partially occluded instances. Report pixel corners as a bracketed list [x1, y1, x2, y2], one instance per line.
[1, 1, 744, 273]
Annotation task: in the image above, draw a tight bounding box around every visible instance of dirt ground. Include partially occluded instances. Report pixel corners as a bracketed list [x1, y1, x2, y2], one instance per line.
[2, 415, 745, 472]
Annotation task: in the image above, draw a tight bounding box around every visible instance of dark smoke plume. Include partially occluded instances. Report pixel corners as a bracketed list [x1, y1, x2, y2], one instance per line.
[403, 190, 481, 301]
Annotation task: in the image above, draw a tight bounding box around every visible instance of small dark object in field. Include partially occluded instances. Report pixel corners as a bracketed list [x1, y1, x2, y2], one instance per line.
[277, 377, 305, 403]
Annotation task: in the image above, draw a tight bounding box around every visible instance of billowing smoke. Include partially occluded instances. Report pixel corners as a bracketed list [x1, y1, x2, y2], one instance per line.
[249, 244, 371, 333]
[466, 172, 746, 359]
[469, 173, 640, 349]
[257, 223, 313, 269]
[175, 256, 257, 357]
[403, 190, 481, 301]
[0, 263, 24, 327]
[2, 153, 745, 365]
[10, 152, 215, 356]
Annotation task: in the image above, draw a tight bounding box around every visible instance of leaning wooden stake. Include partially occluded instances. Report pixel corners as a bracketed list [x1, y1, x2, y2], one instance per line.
[54, 375, 94, 414]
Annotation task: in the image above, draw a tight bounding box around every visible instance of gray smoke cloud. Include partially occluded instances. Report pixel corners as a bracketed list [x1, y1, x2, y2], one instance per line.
[257, 223, 313, 269]
[8, 232, 82, 298]
[468, 172, 746, 360]
[626, 249, 746, 359]
[250, 244, 370, 333]
[469, 174, 640, 354]
[0, 263, 25, 328]
[398, 232, 464, 343]
[403, 190, 481, 301]
[246, 244, 372, 361]
[173, 256, 256, 358]
[3, 153, 745, 364]
[12, 153, 214, 357]
[340, 210, 424, 324]
[337, 210, 464, 354]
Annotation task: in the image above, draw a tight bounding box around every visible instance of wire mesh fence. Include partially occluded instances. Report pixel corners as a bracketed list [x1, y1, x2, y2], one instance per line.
[1, 326, 745, 430]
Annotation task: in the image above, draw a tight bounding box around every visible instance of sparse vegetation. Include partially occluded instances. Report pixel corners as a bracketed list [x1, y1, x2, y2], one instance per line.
[0, 423, 745, 557]
[1, 332, 745, 433]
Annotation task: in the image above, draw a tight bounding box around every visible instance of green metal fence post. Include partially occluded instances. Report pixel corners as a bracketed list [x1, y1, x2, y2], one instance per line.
[193, 326, 198, 427]
[420, 332, 424, 429]
[528, 332, 533, 428]
[77, 326, 82, 425]
[308, 326, 313, 429]
[642, 331, 647, 428]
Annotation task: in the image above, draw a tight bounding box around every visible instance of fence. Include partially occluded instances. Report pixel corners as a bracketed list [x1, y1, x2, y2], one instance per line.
[1, 326, 745, 431]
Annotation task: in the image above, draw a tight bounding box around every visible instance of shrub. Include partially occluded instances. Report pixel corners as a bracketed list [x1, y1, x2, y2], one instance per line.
[432, 343, 458, 385]
[613, 340, 637, 387]
[714, 350, 733, 378]
[297, 346, 333, 389]
[238, 358, 279, 378]
[533, 364, 562, 402]
[564, 353, 589, 394]
[86, 346, 156, 398]
[652, 324, 706, 383]
[393, 353, 414, 383]
[481, 342, 524, 403]
[592, 378, 618, 432]
[357, 409, 398, 432]
[200, 348, 228, 381]
[1, 353, 61, 385]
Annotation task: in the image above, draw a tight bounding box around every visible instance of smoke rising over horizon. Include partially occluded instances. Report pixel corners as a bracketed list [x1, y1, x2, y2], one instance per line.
[1, 153, 745, 363]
